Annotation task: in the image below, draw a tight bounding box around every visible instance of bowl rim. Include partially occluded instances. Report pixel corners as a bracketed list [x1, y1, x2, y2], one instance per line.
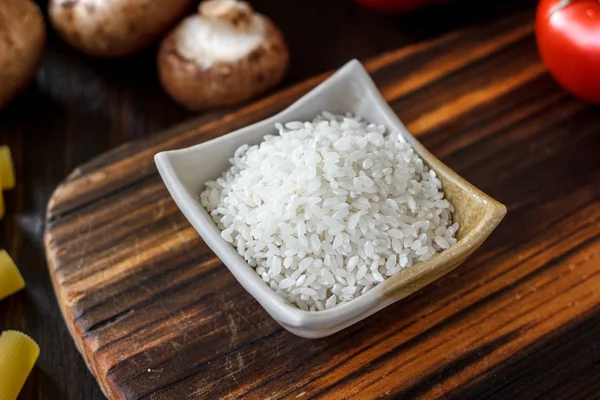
[155, 59, 507, 330]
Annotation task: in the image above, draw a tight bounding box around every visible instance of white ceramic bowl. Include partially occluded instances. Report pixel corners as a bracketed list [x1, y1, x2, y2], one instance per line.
[155, 60, 506, 338]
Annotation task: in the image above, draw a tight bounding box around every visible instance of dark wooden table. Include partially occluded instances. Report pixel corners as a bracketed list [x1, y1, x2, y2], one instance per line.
[0, 0, 545, 399]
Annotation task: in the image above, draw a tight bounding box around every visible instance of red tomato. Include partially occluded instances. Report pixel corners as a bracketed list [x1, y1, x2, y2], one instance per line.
[354, 0, 446, 14]
[536, 0, 600, 103]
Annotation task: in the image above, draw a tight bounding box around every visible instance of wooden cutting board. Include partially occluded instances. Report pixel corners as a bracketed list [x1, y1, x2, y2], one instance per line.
[45, 12, 600, 400]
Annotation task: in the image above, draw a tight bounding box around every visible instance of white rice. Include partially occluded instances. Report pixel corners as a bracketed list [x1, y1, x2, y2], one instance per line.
[200, 112, 458, 311]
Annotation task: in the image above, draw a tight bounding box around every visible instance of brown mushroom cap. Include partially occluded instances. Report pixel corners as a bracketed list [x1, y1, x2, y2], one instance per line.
[49, 0, 193, 58]
[0, 0, 46, 110]
[158, 1, 289, 112]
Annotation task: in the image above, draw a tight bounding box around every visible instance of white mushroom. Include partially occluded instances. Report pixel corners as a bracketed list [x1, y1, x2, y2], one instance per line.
[49, 0, 193, 58]
[158, 0, 289, 111]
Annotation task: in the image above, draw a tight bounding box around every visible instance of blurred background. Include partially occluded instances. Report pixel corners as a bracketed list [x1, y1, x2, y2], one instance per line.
[1, 0, 539, 398]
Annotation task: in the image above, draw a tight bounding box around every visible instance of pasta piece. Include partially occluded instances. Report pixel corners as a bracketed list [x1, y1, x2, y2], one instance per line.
[0, 331, 40, 400]
[0, 146, 15, 190]
[0, 250, 24, 300]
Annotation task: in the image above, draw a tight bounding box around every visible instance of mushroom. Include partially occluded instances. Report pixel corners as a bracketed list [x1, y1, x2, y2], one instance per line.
[49, 0, 193, 58]
[0, 0, 46, 110]
[158, 0, 289, 111]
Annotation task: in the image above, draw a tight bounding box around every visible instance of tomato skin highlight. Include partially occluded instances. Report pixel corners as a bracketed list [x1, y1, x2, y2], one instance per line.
[354, 0, 446, 14]
[536, 0, 600, 104]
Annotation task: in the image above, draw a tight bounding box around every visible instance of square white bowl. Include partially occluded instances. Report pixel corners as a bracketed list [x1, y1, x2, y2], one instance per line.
[155, 60, 506, 339]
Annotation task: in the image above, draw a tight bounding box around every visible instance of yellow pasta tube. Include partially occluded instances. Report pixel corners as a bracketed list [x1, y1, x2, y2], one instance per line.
[0, 331, 40, 400]
[0, 250, 24, 300]
[0, 145, 15, 190]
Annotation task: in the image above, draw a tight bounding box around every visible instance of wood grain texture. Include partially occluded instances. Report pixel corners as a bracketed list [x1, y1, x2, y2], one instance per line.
[43, 10, 600, 400]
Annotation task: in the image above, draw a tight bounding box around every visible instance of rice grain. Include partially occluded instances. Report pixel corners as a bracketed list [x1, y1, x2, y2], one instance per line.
[200, 112, 458, 310]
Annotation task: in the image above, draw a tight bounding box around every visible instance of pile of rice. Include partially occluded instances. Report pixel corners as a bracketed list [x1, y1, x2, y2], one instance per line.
[200, 112, 458, 311]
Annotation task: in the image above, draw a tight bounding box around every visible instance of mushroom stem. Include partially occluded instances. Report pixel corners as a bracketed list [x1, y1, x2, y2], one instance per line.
[199, 0, 254, 30]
